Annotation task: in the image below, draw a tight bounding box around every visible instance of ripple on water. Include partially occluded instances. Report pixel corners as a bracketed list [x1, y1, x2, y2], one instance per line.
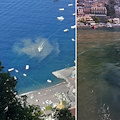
[78, 29, 120, 120]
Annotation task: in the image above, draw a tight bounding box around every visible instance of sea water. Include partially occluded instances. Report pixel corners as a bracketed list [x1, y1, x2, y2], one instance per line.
[0, 0, 75, 94]
[78, 27, 120, 120]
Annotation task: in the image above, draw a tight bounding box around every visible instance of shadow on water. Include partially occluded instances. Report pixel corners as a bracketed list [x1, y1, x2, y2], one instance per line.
[77, 28, 120, 120]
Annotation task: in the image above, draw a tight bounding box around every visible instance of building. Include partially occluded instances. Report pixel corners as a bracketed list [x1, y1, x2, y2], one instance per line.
[108, 18, 120, 24]
[84, 6, 91, 14]
[113, 18, 120, 24]
[91, 7, 107, 14]
[94, 1, 105, 7]
[79, 14, 94, 22]
[114, 5, 120, 18]
[69, 107, 75, 117]
[77, 6, 84, 16]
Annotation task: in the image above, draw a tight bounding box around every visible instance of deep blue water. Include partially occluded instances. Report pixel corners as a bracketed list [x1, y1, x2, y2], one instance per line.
[0, 0, 75, 94]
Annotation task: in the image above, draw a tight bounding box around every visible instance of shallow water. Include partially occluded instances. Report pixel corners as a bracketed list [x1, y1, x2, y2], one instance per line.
[77, 28, 120, 120]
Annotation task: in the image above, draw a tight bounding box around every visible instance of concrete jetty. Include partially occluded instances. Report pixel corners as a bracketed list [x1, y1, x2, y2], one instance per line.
[52, 66, 75, 85]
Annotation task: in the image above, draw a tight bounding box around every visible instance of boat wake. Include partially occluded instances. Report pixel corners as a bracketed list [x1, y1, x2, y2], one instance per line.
[13, 37, 60, 61]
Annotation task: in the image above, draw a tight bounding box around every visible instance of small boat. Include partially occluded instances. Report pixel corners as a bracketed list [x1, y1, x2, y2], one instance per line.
[91, 26, 96, 29]
[15, 69, 19, 72]
[72, 38, 75, 41]
[59, 8, 64, 11]
[57, 16, 64, 21]
[23, 73, 27, 77]
[71, 25, 76, 29]
[72, 13, 76, 16]
[68, 4, 73, 6]
[106, 22, 112, 28]
[74, 60, 76, 63]
[14, 76, 17, 80]
[64, 29, 69, 32]
[25, 65, 29, 70]
[38, 41, 45, 52]
[47, 79, 52, 83]
[38, 47, 43, 52]
[8, 68, 14, 72]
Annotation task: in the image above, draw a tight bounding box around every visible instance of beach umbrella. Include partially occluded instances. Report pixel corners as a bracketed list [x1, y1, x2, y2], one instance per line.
[56, 101, 65, 110]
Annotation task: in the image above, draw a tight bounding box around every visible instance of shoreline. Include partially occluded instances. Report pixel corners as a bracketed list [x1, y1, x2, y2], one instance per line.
[20, 66, 75, 96]
[22, 66, 75, 108]
[77, 24, 120, 29]
[20, 81, 66, 96]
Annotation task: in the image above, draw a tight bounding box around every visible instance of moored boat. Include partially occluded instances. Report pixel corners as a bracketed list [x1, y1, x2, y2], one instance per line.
[15, 69, 19, 72]
[23, 73, 27, 77]
[64, 29, 69, 32]
[68, 4, 73, 6]
[47, 79, 52, 83]
[57, 16, 64, 21]
[71, 25, 76, 29]
[91, 26, 96, 29]
[25, 65, 29, 70]
[72, 38, 75, 41]
[59, 8, 64, 11]
[8, 68, 14, 72]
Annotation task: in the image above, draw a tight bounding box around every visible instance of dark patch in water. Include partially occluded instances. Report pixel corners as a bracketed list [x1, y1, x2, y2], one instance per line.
[104, 70, 120, 88]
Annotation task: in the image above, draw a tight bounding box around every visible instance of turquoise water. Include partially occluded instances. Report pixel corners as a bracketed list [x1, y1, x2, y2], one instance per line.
[78, 28, 120, 120]
[0, 0, 75, 94]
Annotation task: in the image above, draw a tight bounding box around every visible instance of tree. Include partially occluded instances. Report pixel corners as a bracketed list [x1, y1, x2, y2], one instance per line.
[79, 20, 84, 23]
[0, 61, 42, 120]
[54, 108, 75, 120]
[105, 20, 110, 23]
[93, 17, 100, 23]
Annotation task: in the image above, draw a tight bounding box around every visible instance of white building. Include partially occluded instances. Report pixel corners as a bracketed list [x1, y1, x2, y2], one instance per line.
[113, 18, 120, 24]
[114, 5, 120, 18]
[77, 6, 84, 16]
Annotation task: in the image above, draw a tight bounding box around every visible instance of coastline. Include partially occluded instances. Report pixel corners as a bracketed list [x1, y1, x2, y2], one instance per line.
[21, 66, 75, 109]
[77, 23, 120, 29]
[20, 81, 66, 96]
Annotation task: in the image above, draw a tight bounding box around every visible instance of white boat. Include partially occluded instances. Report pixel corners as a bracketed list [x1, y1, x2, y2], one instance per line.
[59, 8, 64, 11]
[38, 47, 42, 52]
[74, 60, 76, 63]
[23, 73, 27, 77]
[57, 16, 64, 21]
[15, 69, 19, 72]
[106, 22, 112, 28]
[25, 65, 29, 70]
[14, 76, 17, 80]
[64, 29, 69, 32]
[8, 68, 14, 72]
[72, 38, 75, 41]
[71, 25, 76, 29]
[38, 41, 45, 52]
[47, 79, 52, 83]
[68, 4, 73, 6]
[72, 13, 76, 16]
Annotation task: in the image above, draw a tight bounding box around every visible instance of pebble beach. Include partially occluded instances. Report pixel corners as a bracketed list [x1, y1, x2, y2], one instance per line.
[20, 66, 76, 110]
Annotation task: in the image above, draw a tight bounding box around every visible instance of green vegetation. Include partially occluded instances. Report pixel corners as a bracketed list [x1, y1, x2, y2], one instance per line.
[0, 61, 42, 120]
[93, 17, 100, 23]
[105, 20, 110, 23]
[79, 20, 84, 23]
[0, 61, 75, 120]
[54, 108, 75, 120]
[46, 105, 53, 111]
[40, 111, 44, 114]
[62, 100, 66, 106]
